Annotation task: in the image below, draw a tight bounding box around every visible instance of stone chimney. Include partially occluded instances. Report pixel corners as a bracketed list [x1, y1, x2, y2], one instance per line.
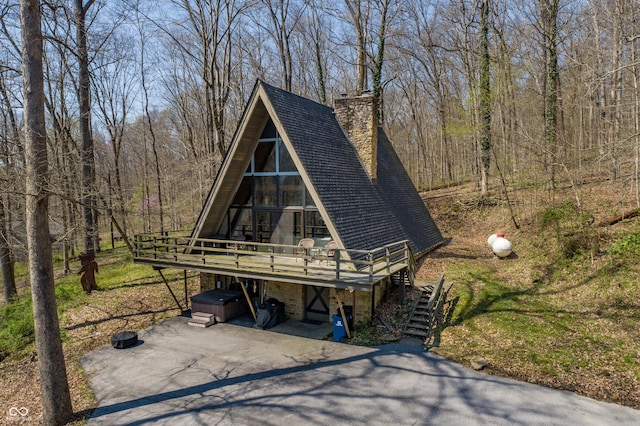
[334, 94, 378, 183]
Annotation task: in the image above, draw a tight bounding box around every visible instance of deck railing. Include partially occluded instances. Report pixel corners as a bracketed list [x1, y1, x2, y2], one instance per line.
[133, 234, 413, 286]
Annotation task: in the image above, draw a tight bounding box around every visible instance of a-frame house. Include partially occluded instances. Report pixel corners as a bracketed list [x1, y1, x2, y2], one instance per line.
[134, 80, 443, 325]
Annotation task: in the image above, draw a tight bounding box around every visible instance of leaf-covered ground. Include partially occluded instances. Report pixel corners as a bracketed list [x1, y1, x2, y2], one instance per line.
[416, 178, 640, 409]
[1, 177, 640, 425]
[0, 249, 199, 425]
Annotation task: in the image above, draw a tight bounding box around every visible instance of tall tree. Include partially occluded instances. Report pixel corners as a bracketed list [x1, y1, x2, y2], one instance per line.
[0, 2, 22, 304]
[139, 20, 165, 235]
[170, 0, 247, 162]
[344, 0, 370, 93]
[93, 31, 136, 240]
[479, 0, 491, 195]
[607, 0, 625, 182]
[0, 194, 16, 304]
[370, 0, 397, 122]
[0, 74, 18, 303]
[258, 0, 305, 92]
[20, 0, 73, 423]
[306, 2, 328, 104]
[75, 0, 98, 255]
[541, 0, 559, 189]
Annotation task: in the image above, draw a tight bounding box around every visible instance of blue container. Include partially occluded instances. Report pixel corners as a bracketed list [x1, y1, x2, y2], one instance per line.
[333, 314, 346, 342]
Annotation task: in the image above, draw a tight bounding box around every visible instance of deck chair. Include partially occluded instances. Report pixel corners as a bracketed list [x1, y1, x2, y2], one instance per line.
[227, 235, 246, 252]
[296, 238, 315, 261]
[319, 240, 338, 265]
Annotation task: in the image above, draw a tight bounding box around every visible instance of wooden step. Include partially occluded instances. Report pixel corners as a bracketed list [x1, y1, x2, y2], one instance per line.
[188, 317, 214, 328]
[404, 329, 428, 337]
[191, 312, 215, 321]
[407, 323, 429, 330]
[188, 311, 215, 327]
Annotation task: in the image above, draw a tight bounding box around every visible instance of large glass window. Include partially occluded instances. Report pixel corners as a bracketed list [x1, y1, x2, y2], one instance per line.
[231, 176, 252, 206]
[279, 143, 297, 172]
[279, 175, 303, 207]
[305, 211, 330, 239]
[255, 210, 302, 246]
[254, 140, 276, 173]
[220, 120, 329, 243]
[229, 208, 252, 240]
[254, 176, 278, 206]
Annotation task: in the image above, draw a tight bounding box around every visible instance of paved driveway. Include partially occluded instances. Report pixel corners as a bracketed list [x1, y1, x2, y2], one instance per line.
[81, 317, 640, 425]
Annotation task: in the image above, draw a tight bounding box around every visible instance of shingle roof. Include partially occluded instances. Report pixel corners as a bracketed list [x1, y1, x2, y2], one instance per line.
[193, 81, 443, 256]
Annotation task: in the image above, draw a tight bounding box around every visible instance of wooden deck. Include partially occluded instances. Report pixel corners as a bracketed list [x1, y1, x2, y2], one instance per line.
[133, 235, 416, 292]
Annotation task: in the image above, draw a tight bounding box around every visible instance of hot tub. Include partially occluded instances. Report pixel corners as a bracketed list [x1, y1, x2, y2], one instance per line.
[190, 289, 248, 322]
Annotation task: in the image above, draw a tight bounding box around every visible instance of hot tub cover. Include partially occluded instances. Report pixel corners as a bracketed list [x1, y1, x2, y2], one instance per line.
[190, 289, 243, 306]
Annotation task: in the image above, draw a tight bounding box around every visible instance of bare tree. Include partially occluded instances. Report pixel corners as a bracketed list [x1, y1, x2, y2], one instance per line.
[256, 0, 307, 92]
[479, 0, 491, 195]
[168, 0, 248, 163]
[138, 18, 165, 234]
[0, 73, 18, 303]
[0, 2, 22, 302]
[74, 0, 99, 255]
[541, 0, 560, 189]
[20, 0, 73, 423]
[371, 0, 397, 122]
[93, 31, 137, 240]
[0, 194, 16, 304]
[305, 2, 328, 103]
[343, 0, 370, 93]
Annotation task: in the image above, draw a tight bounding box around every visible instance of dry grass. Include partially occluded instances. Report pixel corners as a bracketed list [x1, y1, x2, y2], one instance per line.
[420, 176, 640, 409]
[0, 247, 199, 425]
[2, 176, 640, 424]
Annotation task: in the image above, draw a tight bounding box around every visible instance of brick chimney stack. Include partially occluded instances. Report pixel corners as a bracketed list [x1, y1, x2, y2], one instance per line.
[333, 94, 378, 183]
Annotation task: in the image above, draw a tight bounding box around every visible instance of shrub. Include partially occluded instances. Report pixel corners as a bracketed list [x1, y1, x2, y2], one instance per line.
[0, 294, 35, 361]
[609, 232, 640, 258]
[539, 201, 596, 259]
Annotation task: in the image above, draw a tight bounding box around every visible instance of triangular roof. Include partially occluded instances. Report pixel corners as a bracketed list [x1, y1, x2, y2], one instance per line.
[191, 80, 443, 256]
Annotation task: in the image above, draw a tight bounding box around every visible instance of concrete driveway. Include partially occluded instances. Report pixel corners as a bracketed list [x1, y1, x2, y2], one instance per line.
[81, 316, 640, 425]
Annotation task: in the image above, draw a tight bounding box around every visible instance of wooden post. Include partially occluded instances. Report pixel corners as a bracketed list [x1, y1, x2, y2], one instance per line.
[335, 290, 351, 339]
[236, 276, 257, 321]
[183, 270, 188, 310]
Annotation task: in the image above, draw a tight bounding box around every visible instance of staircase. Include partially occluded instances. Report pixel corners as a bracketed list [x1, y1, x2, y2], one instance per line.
[403, 274, 446, 343]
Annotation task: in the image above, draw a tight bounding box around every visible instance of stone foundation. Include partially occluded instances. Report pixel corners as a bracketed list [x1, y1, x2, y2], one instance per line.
[200, 273, 390, 324]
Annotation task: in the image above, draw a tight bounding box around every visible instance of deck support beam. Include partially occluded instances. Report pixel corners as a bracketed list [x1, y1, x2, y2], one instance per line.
[155, 267, 184, 312]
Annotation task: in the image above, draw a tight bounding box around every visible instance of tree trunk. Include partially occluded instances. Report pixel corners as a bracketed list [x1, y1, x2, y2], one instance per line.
[20, 0, 74, 423]
[608, 0, 624, 183]
[345, 0, 368, 93]
[0, 195, 16, 304]
[372, 0, 391, 122]
[479, 0, 491, 196]
[542, 0, 559, 190]
[75, 0, 98, 256]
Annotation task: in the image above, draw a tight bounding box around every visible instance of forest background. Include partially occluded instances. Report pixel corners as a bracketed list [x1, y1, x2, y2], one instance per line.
[3, 0, 639, 267]
[3, 1, 640, 422]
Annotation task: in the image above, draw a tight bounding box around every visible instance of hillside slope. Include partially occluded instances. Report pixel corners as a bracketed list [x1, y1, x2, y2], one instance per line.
[418, 178, 640, 409]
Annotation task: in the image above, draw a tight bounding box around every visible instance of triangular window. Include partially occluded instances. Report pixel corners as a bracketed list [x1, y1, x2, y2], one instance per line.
[219, 120, 329, 246]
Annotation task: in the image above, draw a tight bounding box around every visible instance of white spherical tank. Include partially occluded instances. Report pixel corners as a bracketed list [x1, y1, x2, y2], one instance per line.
[491, 233, 512, 258]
